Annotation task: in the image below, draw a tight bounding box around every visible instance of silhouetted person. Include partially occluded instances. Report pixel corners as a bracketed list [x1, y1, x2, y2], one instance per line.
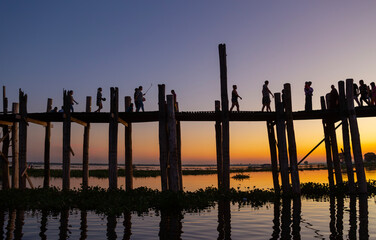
[50, 107, 58, 112]
[262, 80, 274, 112]
[95, 87, 106, 112]
[135, 86, 145, 112]
[230, 85, 242, 112]
[359, 80, 370, 106]
[329, 85, 339, 109]
[68, 90, 78, 112]
[58, 106, 64, 112]
[304, 81, 313, 111]
[353, 83, 361, 107]
[370, 82, 376, 105]
[126, 103, 133, 112]
[171, 89, 177, 110]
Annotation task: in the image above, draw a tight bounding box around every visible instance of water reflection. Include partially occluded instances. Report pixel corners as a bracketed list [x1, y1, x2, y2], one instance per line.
[0, 196, 372, 239]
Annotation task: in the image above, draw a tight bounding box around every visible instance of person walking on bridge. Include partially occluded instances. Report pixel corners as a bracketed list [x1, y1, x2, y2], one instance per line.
[230, 85, 242, 112]
[262, 80, 274, 112]
[304, 81, 313, 111]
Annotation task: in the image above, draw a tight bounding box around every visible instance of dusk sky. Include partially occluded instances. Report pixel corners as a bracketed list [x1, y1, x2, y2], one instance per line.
[1, 1, 376, 165]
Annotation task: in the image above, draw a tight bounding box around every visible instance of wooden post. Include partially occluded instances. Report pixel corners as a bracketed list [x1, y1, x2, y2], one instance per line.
[108, 87, 119, 190]
[267, 120, 279, 192]
[19, 89, 27, 189]
[1, 86, 10, 189]
[158, 84, 169, 191]
[346, 79, 367, 193]
[82, 96, 91, 190]
[338, 81, 355, 193]
[124, 96, 133, 190]
[11, 103, 19, 189]
[325, 94, 343, 185]
[167, 95, 179, 192]
[283, 83, 300, 195]
[274, 93, 290, 194]
[176, 102, 183, 191]
[62, 90, 71, 190]
[215, 100, 223, 189]
[320, 96, 335, 187]
[43, 98, 52, 188]
[218, 44, 230, 190]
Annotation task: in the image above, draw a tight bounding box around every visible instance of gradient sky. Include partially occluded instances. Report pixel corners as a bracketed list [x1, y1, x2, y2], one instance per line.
[1, 1, 376, 165]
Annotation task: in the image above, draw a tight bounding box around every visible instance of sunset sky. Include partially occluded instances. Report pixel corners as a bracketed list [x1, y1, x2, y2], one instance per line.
[1, 1, 376, 165]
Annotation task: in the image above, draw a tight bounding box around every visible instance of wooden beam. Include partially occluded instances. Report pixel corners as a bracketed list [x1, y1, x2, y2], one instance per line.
[26, 117, 47, 127]
[118, 117, 128, 127]
[0, 121, 13, 126]
[71, 117, 88, 127]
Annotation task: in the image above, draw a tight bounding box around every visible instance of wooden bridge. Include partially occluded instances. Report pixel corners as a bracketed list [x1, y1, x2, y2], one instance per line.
[0, 44, 371, 195]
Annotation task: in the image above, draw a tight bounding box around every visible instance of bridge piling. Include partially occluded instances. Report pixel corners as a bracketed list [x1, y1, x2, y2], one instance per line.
[2, 86, 10, 189]
[82, 96, 91, 190]
[43, 98, 52, 188]
[158, 84, 169, 191]
[176, 102, 183, 191]
[108, 87, 119, 190]
[19, 89, 27, 189]
[215, 100, 223, 189]
[267, 120, 279, 192]
[167, 94, 180, 192]
[11, 103, 19, 189]
[125, 96, 133, 190]
[62, 90, 71, 190]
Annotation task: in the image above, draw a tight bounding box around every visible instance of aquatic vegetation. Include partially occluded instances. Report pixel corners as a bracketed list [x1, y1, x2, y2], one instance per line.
[231, 173, 250, 180]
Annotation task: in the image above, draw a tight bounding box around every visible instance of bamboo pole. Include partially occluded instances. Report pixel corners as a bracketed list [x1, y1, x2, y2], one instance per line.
[124, 96, 133, 190]
[338, 81, 355, 193]
[108, 87, 119, 190]
[167, 94, 179, 192]
[267, 120, 279, 192]
[274, 93, 290, 194]
[283, 83, 300, 195]
[320, 96, 335, 187]
[2, 86, 10, 189]
[215, 100, 223, 188]
[62, 90, 71, 190]
[218, 44, 230, 190]
[43, 98, 52, 188]
[82, 96, 91, 189]
[19, 89, 27, 189]
[158, 84, 169, 191]
[346, 78, 367, 193]
[11, 103, 19, 188]
[176, 102, 183, 191]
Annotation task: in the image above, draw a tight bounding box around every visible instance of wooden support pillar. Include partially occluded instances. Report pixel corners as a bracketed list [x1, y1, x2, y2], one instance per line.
[82, 96, 91, 190]
[158, 84, 169, 191]
[62, 91, 71, 190]
[175, 102, 183, 191]
[346, 79, 367, 193]
[338, 81, 355, 193]
[218, 44, 230, 190]
[1, 86, 10, 189]
[283, 84, 300, 195]
[19, 89, 27, 189]
[320, 96, 335, 187]
[267, 120, 279, 192]
[43, 98, 52, 188]
[11, 103, 19, 189]
[325, 95, 343, 185]
[108, 87, 119, 190]
[215, 100, 223, 189]
[167, 95, 179, 192]
[124, 96, 133, 190]
[274, 93, 290, 194]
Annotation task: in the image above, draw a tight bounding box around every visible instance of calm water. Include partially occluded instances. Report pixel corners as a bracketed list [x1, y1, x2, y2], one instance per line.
[1, 167, 376, 239]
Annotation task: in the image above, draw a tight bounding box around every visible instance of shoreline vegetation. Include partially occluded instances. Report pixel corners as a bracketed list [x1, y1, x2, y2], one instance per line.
[0, 181, 376, 215]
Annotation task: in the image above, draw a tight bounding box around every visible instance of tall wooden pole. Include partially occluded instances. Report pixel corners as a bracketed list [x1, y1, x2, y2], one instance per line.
[62, 90, 71, 190]
[124, 96, 133, 190]
[108, 87, 119, 190]
[267, 120, 279, 192]
[218, 44, 230, 190]
[11, 103, 19, 189]
[346, 78, 367, 193]
[82, 96, 91, 190]
[283, 83, 300, 195]
[320, 96, 335, 187]
[43, 98, 52, 188]
[338, 81, 355, 193]
[167, 95, 179, 192]
[175, 102, 183, 191]
[18, 89, 27, 189]
[158, 84, 169, 191]
[275, 93, 290, 194]
[215, 100, 223, 189]
[1, 86, 10, 189]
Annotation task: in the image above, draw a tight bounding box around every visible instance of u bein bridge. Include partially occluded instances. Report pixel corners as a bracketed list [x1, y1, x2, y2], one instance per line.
[0, 44, 374, 195]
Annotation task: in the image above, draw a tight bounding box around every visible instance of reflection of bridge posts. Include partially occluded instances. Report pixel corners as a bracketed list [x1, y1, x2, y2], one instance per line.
[281, 198, 291, 239]
[292, 197, 301, 239]
[6, 209, 16, 240]
[159, 210, 183, 240]
[359, 194, 369, 239]
[80, 210, 88, 240]
[349, 195, 357, 239]
[40, 210, 48, 240]
[217, 199, 231, 240]
[336, 195, 344, 239]
[329, 195, 344, 239]
[59, 209, 69, 240]
[270, 199, 280, 239]
[14, 209, 25, 240]
[107, 215, 117, 240]
[123, 211, 132, 240]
